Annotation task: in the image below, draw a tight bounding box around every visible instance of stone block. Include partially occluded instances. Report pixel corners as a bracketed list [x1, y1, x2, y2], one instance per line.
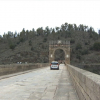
[93, 81, 100, 99]
[75, 84, 85, 100]
[86, 75, 94, 92]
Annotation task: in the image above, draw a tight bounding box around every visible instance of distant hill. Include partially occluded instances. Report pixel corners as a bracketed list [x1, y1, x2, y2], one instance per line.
[0, 23, 100, 65]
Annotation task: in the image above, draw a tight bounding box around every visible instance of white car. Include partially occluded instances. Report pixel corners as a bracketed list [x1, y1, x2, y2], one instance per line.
[50, 61, 59, 70]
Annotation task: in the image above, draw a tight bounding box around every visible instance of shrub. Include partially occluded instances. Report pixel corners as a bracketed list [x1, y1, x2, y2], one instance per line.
[20, 38, 24, 42]
[17, 41, 20, 45]
[89, 46, 93, 50]
[29, 40, 32, 46]
[85, 42, 89, 45]
[93, 42, 100, 51]
[82, 49, 89, 55]
[76, 54, 81, 60]
[70, 39, 75, 43]
[76, 43, 82, 50]
[10, 44, 16, 50]
[31, 47, 34, 51]
[43, 38, 47, 42]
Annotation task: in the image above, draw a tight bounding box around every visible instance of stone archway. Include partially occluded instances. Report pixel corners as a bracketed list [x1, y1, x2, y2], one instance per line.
[49, 40, 70, 64]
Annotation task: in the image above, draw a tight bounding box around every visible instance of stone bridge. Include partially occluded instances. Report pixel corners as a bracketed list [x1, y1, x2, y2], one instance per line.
[0, 63, 100, 100]
[0, 40, 100, 100]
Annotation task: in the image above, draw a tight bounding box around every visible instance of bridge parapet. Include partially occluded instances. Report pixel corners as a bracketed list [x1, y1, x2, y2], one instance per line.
[67, 64, 100, 100]
[0, 63, 49, 76]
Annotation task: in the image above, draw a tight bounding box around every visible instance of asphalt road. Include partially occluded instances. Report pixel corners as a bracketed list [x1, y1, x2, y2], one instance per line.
[0, 64, 79, 100]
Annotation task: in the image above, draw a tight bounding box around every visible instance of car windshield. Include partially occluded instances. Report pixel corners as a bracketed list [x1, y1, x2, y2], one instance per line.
[51, 62, 58, 65]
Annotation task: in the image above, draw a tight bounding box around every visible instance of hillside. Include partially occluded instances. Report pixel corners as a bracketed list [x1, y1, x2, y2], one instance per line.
[0, 23, 100, 65]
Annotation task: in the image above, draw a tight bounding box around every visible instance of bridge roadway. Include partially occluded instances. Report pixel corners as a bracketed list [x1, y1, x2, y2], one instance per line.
[0, 64, 79, 100]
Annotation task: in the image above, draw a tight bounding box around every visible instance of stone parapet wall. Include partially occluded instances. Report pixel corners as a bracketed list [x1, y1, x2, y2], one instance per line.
[0, 63, 49, 76]
[67, 64, 100, 100]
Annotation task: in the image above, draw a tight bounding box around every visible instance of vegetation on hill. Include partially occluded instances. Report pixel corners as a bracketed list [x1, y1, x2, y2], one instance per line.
[0, 22, 100, 65]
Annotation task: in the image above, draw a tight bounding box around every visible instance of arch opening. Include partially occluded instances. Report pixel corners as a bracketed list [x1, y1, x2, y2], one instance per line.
[54, 49, 65, 63]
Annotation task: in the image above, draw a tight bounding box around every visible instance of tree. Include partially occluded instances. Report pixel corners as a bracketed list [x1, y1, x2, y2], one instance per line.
[26, 30, 29, 39]
[6, 31, 14, 39]
[61, 24, 65, 31]
[14, 31, 17, 38]
[84, 26, 88, 32]
[20, 28, 26, 39]
[45, 26, 50, 36]
[65, 23, 68, 30]
[78, 24, 84, 31]
[55, 27, 60, 32]
[68, 24, 73, 31]
[73, 24, 78, 31]
[36, 27, 44, 36]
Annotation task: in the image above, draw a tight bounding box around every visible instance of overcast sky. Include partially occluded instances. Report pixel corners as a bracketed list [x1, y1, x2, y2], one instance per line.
[0, 0, 100, 35]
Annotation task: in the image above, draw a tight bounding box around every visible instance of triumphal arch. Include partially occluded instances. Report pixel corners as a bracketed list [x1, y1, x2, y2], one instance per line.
[49, 40, 70, 64]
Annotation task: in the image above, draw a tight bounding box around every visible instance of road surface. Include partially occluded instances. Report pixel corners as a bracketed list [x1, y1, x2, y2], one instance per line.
[0, 64, 79, 100]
